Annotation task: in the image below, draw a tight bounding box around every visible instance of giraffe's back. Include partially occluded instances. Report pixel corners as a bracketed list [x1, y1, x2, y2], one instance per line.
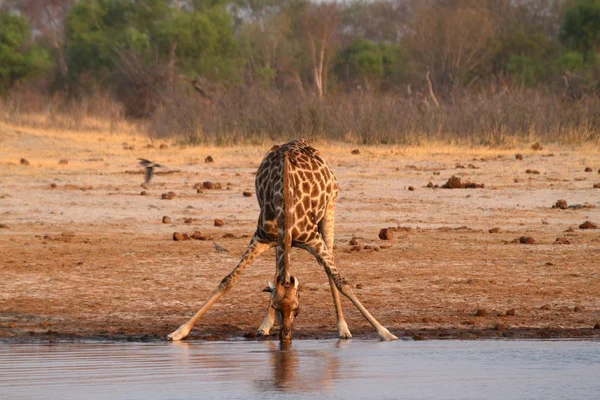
[255, 139, 338, 243]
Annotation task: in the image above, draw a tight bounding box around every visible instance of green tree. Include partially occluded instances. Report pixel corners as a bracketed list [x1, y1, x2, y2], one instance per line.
[560, 0, 600, 58]
[0, 12, 50, 92]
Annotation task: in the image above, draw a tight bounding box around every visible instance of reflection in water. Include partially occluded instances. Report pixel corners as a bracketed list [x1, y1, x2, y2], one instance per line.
[254, 341, 340, 393]
[1, 340, 600, 400]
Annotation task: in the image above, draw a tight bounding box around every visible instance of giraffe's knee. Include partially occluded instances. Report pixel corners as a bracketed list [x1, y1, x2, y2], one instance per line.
[219, 274, 236, 291]
[333, 274, 353, 295]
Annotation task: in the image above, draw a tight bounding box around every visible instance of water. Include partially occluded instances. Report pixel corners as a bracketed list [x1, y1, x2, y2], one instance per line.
[1, 339, 599, 399]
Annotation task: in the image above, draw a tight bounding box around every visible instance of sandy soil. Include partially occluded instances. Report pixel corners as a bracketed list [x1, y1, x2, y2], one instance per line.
[1, 122, 600, 342]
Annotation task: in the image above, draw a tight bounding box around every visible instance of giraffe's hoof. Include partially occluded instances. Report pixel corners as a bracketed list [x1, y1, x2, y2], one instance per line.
[166, 326, 190, 341]
[337, 321, 352, 339]
[378, 328, 398, 341]
[256, 329, 272, 337]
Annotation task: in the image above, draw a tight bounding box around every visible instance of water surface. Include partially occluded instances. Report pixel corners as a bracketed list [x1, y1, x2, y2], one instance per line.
[2, 339, 599, 399]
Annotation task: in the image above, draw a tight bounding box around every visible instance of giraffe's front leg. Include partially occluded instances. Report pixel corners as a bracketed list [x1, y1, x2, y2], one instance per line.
[167, 237, 271, 341]
[256, 299, 275, 336]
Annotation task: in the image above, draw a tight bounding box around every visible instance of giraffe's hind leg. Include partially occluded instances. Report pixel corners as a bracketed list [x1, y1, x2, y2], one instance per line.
[167, 235, 271, 341]
[301, 237, 397, 341]
[319, 200, 352, 339]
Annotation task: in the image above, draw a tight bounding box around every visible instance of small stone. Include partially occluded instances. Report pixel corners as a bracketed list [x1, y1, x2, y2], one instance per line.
[519, 236, 536, 244]
[584, 167, 593, 172]
[242, 191, 253, 197]
[554, 237, 570, 244]
[203, 181, 214, 189]
[408, 186, 415, 191]
[475, 309, 488, 317]
[552, 199, 568, 209]
[593, 183, 600, 189]
[526, 169, 540, 174]
[349, 237, 359, 246]
[494, 323, 506, 331]
[50, 183, 57, 188]
[426, 182, 434, 188]
[505, 309, 516, 316]
[58, 159, 69, 165]
[351, 149, 360, 155]
[531, 142, 542, 151]
[214, 219, 224, 227]
[140, 191, 148, 196]
[594, 323, 600, 330]
[565, 227, 575, 232]
[162, 216, 171, 224]
[20, 158, 30, 165]
[355, 283, 364, 289]
[515, 154, 523, 160]
[0, 223, 9, 229]
[184, 218, 193, 224]
[574, 305, 584, 312]
[191, 231, 207, 240]
[173, 232, 188, 241]
[378, 228, 394, 240]
[205, 155, 214, 163]
[161, 192, 175, 200]
[159, 144, 168, 149]
[540, 304, 551, 310]
[196, 188, 204, 194]
[489, 227, 500, 233]
[579, 221, 597, 230]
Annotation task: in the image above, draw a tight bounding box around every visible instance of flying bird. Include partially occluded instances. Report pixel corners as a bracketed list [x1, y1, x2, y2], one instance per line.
[138, 158, 162, 185]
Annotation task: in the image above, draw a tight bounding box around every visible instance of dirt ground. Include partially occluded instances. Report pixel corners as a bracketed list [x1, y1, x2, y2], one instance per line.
[1, 122, 600, 342]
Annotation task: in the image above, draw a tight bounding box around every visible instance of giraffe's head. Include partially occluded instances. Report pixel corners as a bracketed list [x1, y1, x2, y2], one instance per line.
[265, 276, 300, 342]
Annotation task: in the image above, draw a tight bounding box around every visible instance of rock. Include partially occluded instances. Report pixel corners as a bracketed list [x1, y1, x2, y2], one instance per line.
[378, 228, 394, 240]
[140, 191, 148, 196]
[355, 283, 364, 289]
[214, 219, 224, 227]
[552, 199, 568, 209]
[540, 304, 551, 310]
[50, 183, 57, 188]
[489, 227, 500, 233]
[349, 237, 359, 246]
[205, 155, 214, 163]
[455, 164, 465, 169]
[191, 231, 207, 240]
[594, 323, 600, 330]
[426, 182, 434, 188]
[161, 192, 176, 200]
[441, 176, 484, 189]
[574, 305, 584, 312]
[579, 221, 597, 229]
[494, 323, 506, 331]
[515, 154, 523, 160]
[351, 149, 360, 155]
[0, 223, 9, 229]
[505, 309, 516, 316]
[519, 236, 536, 244]
[184, 218, 193, 224]
[584, 167, 593, 172]
[408, 186, 415, 191]
[594, 183, 600, 189]
[242, 191, 253, 197]
[555, 237, 570, 244]
[531, 142, 542, 151]
[196, 188, 204, 194]
[565, 227, 575, 232]
[159, 144, 169, 149]
[173, 232, 188, 241]
[525, 169, 540, 174]
[20, 158, 30, 165]
[162, 216, 171, 224]
[475, 309, 488, 317]
[203, 181, 214, 189]
[58, 159, 69, 165]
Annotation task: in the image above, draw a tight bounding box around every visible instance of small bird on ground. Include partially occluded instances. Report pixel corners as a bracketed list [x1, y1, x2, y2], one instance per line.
[213, 242, 229, 253]
[138, 158, 162, 185]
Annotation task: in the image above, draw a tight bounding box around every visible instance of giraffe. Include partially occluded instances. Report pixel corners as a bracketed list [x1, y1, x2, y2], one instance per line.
[167, 139, 397, 342]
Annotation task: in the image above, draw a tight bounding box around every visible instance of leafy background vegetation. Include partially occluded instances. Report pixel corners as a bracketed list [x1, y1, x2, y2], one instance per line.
[2, 0, 600, 145]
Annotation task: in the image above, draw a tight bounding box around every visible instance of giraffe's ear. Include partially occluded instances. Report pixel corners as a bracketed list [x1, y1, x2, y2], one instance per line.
[263, 281, 276, 293]
[291, 276, 299, 290]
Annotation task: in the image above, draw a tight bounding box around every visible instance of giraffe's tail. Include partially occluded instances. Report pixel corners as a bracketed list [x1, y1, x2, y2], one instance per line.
[279, 152, 294, 284]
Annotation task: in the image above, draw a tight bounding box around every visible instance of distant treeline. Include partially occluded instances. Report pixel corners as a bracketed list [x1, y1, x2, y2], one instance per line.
[1, 0, 600, 145]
